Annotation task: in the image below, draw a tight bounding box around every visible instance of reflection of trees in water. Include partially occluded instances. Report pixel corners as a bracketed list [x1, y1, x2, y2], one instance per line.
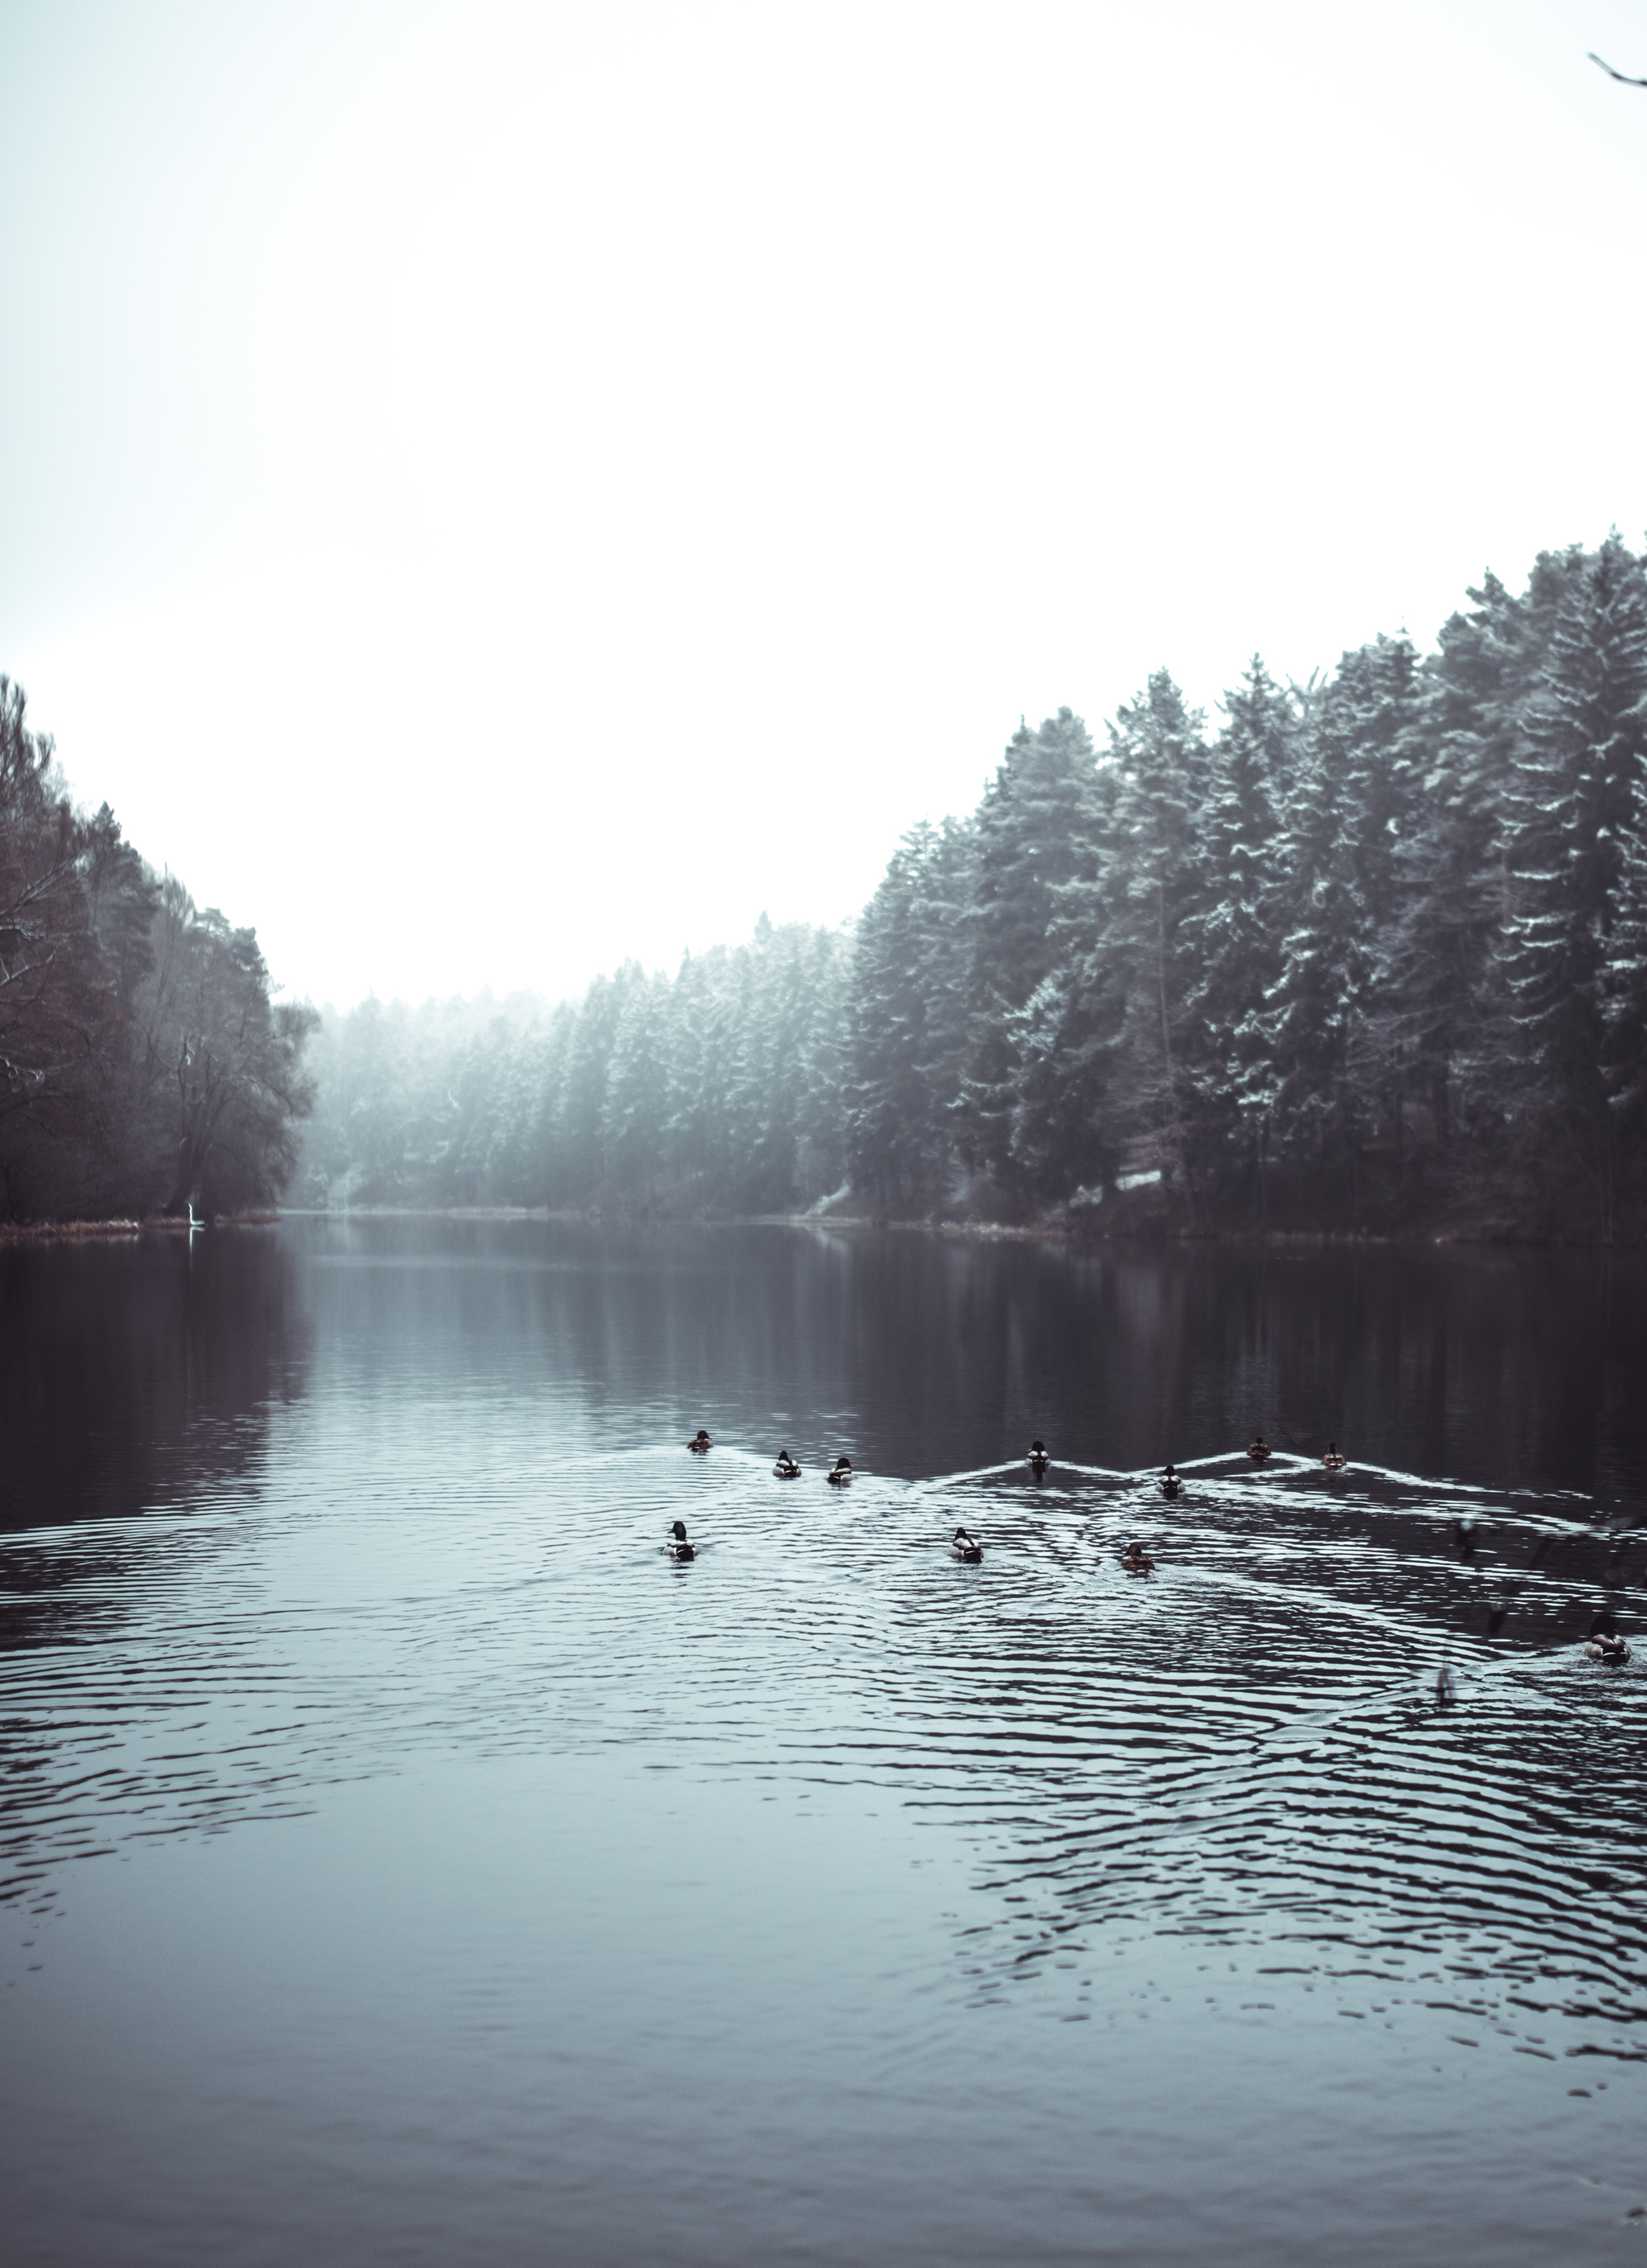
[828, 1239, 1647, 1500]
[347, 1223, 1647, 1501]
[0, 1227, 309, 1543]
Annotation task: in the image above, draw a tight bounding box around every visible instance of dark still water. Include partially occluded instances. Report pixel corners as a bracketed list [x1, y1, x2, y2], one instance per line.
[2, 1219, 1645, 2266]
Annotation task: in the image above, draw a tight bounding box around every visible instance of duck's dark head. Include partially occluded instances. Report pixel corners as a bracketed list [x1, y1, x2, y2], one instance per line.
[1031, 1440, 1045, 1454]
[670, 1520, 688, 1540]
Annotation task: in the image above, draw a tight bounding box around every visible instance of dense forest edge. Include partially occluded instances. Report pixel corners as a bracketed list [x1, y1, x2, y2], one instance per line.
[294, 535, 1647, 1244]
[0, 679, 313, 1223]
[11, 532, 1647, 1240]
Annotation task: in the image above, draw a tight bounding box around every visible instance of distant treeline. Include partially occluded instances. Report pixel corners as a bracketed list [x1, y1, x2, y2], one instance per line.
[0, 679, 313, 1222]
[303, 533, 1647, 1238]
[295, 922, 851, 1215]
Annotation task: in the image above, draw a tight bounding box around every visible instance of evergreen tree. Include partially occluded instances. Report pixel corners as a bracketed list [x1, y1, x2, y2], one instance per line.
[1502, 533, 1647, 1231]
[845, 824, 972, 1213]
[957, 709, 1101, 1183]
[1176, 658, 1292, 1200]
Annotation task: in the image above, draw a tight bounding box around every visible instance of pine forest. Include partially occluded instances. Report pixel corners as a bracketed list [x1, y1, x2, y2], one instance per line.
[10, 536, 1647, 1239]
[295, 536, 1647, 1242]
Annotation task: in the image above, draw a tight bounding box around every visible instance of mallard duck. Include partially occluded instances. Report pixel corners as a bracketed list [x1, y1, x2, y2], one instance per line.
[1121, 1539, 1154, 1576]
[1027, 1439, 1050, 1479]
[773, 1450, 801, 1478]
[826, 1457, 854, 1486]
[1160, 1463, 1181, 1500]
[1247, 1435, 1271, 1463]
[951, 1526, 984, 1563]
[1322, 1441, 1347, 1473]
[666, 1519, 696, 1561]
[688, 1429, 712, 1454]
[1587, 1623, 1632, 1665]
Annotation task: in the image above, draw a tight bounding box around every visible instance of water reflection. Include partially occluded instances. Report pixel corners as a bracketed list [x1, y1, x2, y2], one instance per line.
[2, 1220, 1643, 2264]
[0, 1226, 309, 1537]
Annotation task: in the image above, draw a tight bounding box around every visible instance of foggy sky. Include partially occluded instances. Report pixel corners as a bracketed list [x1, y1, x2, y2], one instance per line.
[5, 0, 1647, 1009]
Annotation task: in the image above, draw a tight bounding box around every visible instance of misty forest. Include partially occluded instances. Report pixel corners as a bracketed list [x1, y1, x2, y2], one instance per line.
[10, 534, 1647, 1239]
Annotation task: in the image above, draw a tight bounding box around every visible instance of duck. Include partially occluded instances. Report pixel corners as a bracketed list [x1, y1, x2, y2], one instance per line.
[826, 1457, 854, 1486]
[773, 1450, 801, 1478]
[1247, 1435, 1271, 1463]
[1160, 1463, 1181, 1500]
[1322, 1441, 1347, 1473]
[951, 1526, 984, 1563]
[1121, 1539, 1155, 1576]
[688, 1429, 712, 1454]
[1027, 1440, 1050, 1480]
[665, 1519, 696, 1561]
[1586, 1621, 1632, 1665]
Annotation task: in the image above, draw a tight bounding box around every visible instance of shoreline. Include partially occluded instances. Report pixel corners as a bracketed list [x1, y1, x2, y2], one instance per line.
[4, 1206, 1637, 1251]
[0, 1212, 281, 1244]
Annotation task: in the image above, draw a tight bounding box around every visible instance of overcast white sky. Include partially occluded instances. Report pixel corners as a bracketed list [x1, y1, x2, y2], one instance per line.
[5, 0, 1647, 1008]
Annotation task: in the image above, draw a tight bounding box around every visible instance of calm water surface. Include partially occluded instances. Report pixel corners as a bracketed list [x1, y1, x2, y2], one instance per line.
[2, 1219, 1645, 2265]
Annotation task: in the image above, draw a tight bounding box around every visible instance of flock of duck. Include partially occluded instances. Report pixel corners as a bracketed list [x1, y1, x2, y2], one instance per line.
[672, 1427, 1634, 1665]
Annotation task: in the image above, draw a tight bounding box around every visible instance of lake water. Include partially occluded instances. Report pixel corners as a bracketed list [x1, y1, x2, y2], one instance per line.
[2, 1218, 1644, 2265]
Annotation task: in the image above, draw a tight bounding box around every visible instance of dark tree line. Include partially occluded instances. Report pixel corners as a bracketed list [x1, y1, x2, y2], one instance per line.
[846, 536, 1647, 1238]
[0, 678, 314, 1222]
[300, 535, 1647, 1239]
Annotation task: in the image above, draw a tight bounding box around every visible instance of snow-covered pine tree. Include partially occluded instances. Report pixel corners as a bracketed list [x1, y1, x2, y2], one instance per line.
[955, 709, 1102, 1188]
[602, 966, 673, 1197]
[1176, 657, 1293, 1205]
[1068, 671, 1205, 1189]
[1503, 532, 1647, 1234]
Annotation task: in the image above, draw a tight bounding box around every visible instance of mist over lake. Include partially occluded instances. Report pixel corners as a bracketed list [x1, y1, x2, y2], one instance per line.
[3, 1219, 1643, 2264]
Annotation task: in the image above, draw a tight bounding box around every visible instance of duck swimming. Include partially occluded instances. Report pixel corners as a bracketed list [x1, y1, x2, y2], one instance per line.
[688, 1429, 712, 1454]
[826, 1457, 854, 1486]
[951, 1526, 984, 1563]
[1027, 1440, 1050, 1479]
[1160, 1463, 1181, 1500]
[1247, 1435, 1271, 1463]
[666, 1519, 696, 1561]
[1587, 1621, 1632, 1665]
[773, 1450, 801, 1478]
[1121, 1539, 1155, 1576]
[1322, 1441, 1347, 1473]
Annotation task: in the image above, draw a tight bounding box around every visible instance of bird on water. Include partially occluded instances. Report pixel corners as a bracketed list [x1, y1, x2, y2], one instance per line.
[951, 1526, 984, 1563]
[688, 1429, 712, 1454]
[1160, 1464, 1181, 1500]
[1121, 1539, 1155, 1576]
[827, 1457, 854, 1485]
[1247, 1435, 1271, 1463]
[1322, 1441, 1347, 1473]
[773, 1449, 801, 1477]
[1028, 1440, 1050, 1479]
[666, 1520, 696, 1561]
[1587, 1613, 1632, 1665]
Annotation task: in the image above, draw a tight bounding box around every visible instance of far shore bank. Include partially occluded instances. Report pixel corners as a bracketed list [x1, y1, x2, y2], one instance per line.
[0, 1212, 281, 1244]
[6, 1206, 1639, 1251]
[283, 1205, 1647, 1249]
